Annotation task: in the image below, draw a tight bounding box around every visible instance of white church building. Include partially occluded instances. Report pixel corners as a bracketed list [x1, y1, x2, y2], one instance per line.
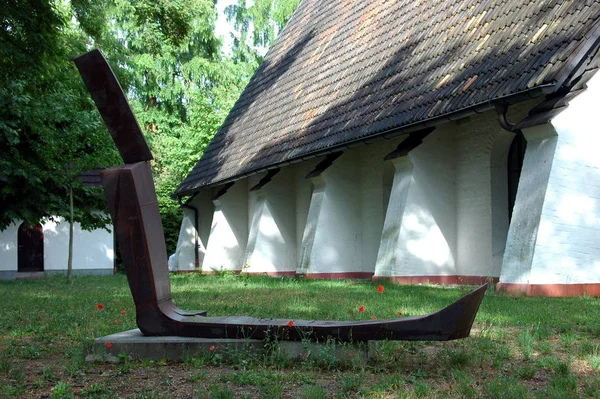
[172, 0, 600, 296]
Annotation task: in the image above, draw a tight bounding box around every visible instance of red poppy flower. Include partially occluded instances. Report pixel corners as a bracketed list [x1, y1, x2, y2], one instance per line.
[114, 319, 121, 323]
[287, 320, 294, 327]
[358, 305, 365, 313]
[96, 303, 104, 311]
[371, 315, 377, 320]
[377, 285, 384, 293]
[209, 345, 216, 351]
[121, 309, 127, 315]
[397, 311, 403, 316]
[105, 342, 112, 349]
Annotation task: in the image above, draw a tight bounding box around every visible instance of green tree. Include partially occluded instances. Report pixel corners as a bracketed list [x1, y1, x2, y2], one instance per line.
[1, 0, 301, 269]
[0, 0, 119, 229]
[0, 0, 121, 282]
[73, 0, 260, 253]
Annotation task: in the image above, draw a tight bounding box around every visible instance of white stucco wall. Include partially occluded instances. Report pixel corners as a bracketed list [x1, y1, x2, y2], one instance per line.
[0, 217, 113, 279]
[294, 161, 316, 262]
[298, 139, 403, 276]
[43, 217, 114, 271]
[195, 192, 215, 268]
[298, 152, 363, 275]
[374, 156, 414, 277]
[172, 190, 214, 271]
[0, 222, 19, 278]
[455, 113, 514, 277]
[501, 72, 600, 286]
[359, 141, 390, 273]
[499, 125, 557, 285]
[244, 168, 297, 274]
[377, 127, 457, 277]
[173, 208, 196, 270]
[203, 180, 248, 272]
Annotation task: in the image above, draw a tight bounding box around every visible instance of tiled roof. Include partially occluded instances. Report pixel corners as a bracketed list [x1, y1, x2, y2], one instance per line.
[176, 0, 600, 195]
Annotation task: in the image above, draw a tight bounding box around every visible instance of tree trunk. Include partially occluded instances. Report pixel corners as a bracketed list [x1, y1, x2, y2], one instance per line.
[67, 186, 74, 284]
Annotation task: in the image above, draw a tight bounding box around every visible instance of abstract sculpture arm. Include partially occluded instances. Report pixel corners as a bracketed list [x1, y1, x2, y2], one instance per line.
[75, 49, 487, 341]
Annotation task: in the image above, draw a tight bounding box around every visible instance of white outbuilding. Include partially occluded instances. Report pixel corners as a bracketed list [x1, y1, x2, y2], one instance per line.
[0, 170, 114, 280]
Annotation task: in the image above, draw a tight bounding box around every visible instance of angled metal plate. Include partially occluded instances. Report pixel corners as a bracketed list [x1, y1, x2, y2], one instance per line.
[74, 49, 152, 163]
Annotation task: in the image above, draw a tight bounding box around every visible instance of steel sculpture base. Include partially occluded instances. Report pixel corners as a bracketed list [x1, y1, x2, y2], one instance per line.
[75, 49, 487, 342]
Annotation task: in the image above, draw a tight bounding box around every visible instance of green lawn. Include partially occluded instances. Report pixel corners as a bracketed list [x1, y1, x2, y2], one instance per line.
[1, 274, 599, 398]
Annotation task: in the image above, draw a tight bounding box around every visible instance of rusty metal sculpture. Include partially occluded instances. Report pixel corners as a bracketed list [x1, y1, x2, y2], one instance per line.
[74, 49, 487, 342]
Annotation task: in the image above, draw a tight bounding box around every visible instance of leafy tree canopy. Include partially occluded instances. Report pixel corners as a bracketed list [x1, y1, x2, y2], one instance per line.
[0, 0, 300, 252]
[0, 0, 119, 231]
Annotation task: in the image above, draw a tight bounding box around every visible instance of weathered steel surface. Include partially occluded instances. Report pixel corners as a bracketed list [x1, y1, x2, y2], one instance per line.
[74, 50, 152, 163]
[77, 49, 487, 342]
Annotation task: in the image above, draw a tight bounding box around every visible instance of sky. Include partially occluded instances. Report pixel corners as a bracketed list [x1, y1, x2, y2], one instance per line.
[215, 0, 237, 55]
[215, 0, 268, 57]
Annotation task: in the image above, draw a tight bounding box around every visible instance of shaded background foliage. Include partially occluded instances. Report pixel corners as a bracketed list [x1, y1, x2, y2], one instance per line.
[0, 0, 300, 254]
[0, 0, 119, 231]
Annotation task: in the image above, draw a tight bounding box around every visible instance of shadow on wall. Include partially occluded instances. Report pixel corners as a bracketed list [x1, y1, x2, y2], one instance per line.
[205, 196, 247, 271]
[249, 197, 296, 272]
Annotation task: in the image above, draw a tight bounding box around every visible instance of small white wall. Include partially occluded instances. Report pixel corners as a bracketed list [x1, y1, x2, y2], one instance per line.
[0, 218, 113, 278]
[42, 217, 114, 272]
[0, 222, 19, 278]
[203, 181, 248, 272]
[245, 169, 297, 273]
[501, 72, 600, 287]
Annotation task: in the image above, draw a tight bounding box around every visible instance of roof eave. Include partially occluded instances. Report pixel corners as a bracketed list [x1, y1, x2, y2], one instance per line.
[173, 83, 556, 199]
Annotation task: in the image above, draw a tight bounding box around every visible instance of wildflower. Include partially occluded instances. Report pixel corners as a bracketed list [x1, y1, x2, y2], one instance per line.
[209, 345, 216, 351]
[96, 303, 104, 311]
[105, 342, 112, 349]
[397, 311, 403, 316]
[358, 305, 365, 313]
[287, 320, 294, 327]
[114, 319, 121, 323]
[121, 309, 127, 315]
[377, 285, 384, 293]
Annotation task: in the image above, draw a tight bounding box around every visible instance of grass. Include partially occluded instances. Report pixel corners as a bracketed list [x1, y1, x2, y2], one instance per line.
[0, 273, 599, 398]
